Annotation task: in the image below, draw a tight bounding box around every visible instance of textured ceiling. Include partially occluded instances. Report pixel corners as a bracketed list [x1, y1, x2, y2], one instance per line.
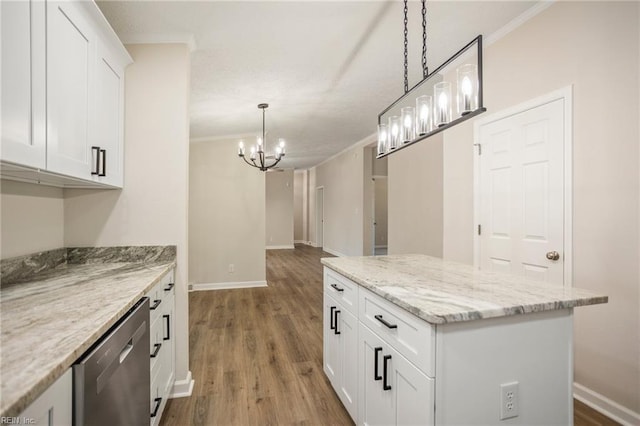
[97, 1, 537, 170]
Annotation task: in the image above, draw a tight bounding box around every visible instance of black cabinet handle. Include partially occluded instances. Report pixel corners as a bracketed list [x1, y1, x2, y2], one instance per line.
[329, 306, 336, 330]
[91, 146, 100, 175]
[150, 299, 161, 310]
[150, 397, 162, 418]
[330, 283, 344, 292]
[334, 309, 341, 335]
[163, 314, 170, 341]
[98, 149, 106, 176]
[374, 347, 383, 381]
[150, 343, 161, 358]
[164, 282, 175, 292]
[374, 314, 398, 329]
[383, 354, 392, 391]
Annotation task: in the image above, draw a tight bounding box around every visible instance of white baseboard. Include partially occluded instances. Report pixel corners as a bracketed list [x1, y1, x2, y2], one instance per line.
[190, 280, 267, 291]
[322, 247, 347, 257]
[294, 240, 309, 244]
[170, 370, 194, 398]
[573, 382, 640, 426]
[266, 245, 295, 250]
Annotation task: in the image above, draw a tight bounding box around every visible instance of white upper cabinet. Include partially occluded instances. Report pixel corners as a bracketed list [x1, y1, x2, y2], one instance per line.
[1, 0, 46, 168]
[90, 35, 127, 187]
[0, 0, 131, 188]
[46, 1, 95, 179]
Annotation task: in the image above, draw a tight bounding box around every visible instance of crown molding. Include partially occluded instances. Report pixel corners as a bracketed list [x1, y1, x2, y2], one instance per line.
[120, 32, 197, 52]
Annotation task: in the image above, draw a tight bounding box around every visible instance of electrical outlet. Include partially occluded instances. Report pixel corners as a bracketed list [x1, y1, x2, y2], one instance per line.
[500, 382, 519, 420]
[228, 264, 235, 273]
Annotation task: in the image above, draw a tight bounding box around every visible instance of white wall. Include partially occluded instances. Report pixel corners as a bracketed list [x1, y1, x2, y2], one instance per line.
[0, 180, 64, 259]
[189, 139, 266, 285]
[312, 138, 374, 256]
[266, 169, 294, 248]
[64, 44, 192, 390]
[442, 2, 639, 416]
[388, 134, 443, 257]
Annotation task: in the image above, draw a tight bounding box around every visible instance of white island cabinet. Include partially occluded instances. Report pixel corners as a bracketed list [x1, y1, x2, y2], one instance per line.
[321, 254, 607, 426]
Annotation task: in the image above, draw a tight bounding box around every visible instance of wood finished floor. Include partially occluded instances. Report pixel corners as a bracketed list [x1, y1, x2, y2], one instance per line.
[161, 245, 619, 426]
[160, 245, 353, 425]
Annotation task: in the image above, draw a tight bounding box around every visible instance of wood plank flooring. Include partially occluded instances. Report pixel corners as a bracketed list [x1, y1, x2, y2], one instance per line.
[161, 244, 619, 426]
[161, 245, 353, 425]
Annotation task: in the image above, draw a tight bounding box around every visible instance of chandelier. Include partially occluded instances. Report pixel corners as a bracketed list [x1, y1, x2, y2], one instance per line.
[376, 0, 486, 157]
[237, 103, 285, 171]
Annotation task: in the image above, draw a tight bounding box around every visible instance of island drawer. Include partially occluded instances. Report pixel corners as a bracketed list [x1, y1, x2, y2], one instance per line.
[359, 286, 435, 377]
[324, 267, 358, 315]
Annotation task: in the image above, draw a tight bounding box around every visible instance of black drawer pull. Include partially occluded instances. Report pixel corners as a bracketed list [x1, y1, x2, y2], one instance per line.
[164, 282, 175, 291]
[91, 146, 100, 175]
[150, 299, 161, 310]
[374, 314, 398, 329]
[383, 354, 392, 391]
[150, 397, 162, 418]
[330, 283, 344, 292]
[374, 347, 383, 381]
[150, 343, 161, 358]
[98, 149, 106, 176]
[163, 314, 171, 341]
[329, 306, 336, 330]
[334, 309, 341, 335]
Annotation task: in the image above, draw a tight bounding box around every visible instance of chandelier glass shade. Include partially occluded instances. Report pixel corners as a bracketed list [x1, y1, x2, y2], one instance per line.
[237, 103, 285, 171]
[376, 0, 486, 159]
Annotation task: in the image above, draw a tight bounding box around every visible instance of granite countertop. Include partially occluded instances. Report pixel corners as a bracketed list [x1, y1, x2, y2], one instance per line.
[0, 246, 177, 418]
[321, 254, 607, 325]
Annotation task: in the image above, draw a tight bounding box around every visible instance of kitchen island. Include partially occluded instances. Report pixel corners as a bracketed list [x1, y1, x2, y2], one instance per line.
[0, 246, 176, 419]
[321, 254, 607, 425]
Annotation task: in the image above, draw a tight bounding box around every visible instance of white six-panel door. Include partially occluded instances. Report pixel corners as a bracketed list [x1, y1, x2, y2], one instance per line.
[478, 98, 565, 285]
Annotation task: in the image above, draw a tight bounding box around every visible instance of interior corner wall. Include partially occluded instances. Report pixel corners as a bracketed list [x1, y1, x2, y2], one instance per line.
[63, 43, 191, 387]
[387, 134, 443, 257]
[442, 2, 639, 414]
[314, 145, 366, 256]
[189, 139, 265, 285]
[0, 180, 64, 259]
[266, 169, 294, 248]
[308, 167, 317, 246]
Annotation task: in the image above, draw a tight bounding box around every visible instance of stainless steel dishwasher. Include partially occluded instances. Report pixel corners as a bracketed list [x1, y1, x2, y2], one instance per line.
[73, 297, 150, 426]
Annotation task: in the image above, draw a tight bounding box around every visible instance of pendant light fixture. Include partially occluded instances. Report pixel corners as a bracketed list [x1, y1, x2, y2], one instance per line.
[238, 103, 285, 171]
[376, 0, 486, 158]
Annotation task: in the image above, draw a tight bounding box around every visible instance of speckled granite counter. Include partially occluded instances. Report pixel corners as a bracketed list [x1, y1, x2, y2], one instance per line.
[0, 246, 176, 418]
[321, 254, 607, 324]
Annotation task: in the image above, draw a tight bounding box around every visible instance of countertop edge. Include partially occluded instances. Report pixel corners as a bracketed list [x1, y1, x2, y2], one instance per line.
[321, 258, 608, 325]
[0, 260, 176, 418]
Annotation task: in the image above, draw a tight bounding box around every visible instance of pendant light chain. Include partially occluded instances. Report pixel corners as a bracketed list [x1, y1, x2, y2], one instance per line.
[403, 0, 408, 93]
[421, 0, 428, 78]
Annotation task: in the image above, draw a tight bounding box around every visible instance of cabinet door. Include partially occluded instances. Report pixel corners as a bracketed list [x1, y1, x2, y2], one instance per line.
[359, 324, 435, 426]
[46, 1, 95, 179]
[323, 294, 341, 386]
[337, 307, 358, 421]
[160, 283, 175, 397]
[91, 38, 125, 187]
[20, 369, 72, 426]
[1, 0, 46, 168]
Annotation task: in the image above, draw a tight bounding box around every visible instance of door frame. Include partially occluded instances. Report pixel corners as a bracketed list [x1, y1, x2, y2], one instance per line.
[473, 86, 573, 286]
[316, 186, 324, 248]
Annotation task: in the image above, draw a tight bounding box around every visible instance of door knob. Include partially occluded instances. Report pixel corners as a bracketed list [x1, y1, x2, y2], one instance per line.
[546, 251, 560, 261]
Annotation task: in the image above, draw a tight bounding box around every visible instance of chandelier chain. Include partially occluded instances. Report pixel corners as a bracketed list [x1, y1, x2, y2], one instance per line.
[422, 0, 428, 78]
[403, 0, 408, 93]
